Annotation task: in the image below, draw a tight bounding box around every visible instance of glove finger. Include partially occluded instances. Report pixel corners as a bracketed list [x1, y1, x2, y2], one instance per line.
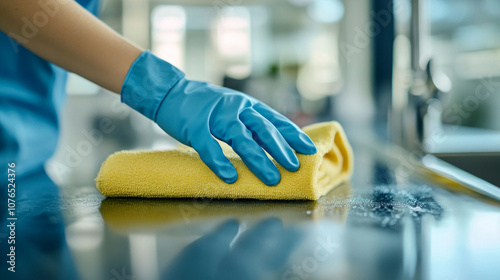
[216, 122, 281, 186]
[191, 135, 238, 184]
[239, 107, 299, 172]
[252, 103, 317, 155]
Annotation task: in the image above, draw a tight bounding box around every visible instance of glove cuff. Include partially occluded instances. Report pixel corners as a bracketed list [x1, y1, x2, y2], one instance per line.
[120, 50, 185, 121]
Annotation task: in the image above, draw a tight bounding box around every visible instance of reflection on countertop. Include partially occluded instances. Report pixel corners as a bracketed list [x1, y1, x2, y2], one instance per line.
[0, 168, 79, 280]
[2, 138, 500, 280]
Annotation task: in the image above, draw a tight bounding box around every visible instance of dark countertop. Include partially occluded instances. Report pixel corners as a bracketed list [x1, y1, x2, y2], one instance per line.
[2, 136, 500, 280]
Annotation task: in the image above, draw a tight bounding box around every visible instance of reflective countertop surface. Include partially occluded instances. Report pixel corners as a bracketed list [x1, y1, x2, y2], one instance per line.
[2, 135, 500, 280]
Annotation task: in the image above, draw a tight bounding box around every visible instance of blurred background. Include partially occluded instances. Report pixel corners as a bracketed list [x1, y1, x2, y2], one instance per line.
[46, 0, 500, 186]
[430, 0, 500, 129]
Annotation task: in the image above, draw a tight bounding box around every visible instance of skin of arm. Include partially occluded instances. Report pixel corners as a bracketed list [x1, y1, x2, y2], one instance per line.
[0, 0, 143, 93]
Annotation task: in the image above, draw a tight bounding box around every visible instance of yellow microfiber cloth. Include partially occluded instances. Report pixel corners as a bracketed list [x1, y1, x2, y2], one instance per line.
[95, 121, 353, 200]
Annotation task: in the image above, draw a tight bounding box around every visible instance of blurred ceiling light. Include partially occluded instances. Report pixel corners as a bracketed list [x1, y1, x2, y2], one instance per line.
[297, 31, 342, 100]
[215, 7, 252, 79]
[151, 6, 186, 70]
[307, 0, 344, 23]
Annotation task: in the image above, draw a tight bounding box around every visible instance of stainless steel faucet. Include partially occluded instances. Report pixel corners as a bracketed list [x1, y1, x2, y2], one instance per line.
[391, 0, 451, 152]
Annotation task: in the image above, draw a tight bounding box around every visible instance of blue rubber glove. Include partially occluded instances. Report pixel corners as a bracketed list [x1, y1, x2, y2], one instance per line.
[121, 51, 317, 186]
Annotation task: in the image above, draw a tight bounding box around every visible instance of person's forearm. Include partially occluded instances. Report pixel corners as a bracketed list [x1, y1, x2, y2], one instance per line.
[0, 0, 143, 93]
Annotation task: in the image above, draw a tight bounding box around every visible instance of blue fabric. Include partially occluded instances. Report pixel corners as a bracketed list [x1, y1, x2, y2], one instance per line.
[122, 51, 317, 186]
[0, 0, 99, 176]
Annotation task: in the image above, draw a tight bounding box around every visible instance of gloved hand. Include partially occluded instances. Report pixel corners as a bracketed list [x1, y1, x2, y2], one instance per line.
[121, 51, 317, 186]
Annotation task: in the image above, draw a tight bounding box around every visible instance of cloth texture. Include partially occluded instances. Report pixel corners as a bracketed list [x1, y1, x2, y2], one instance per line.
[95, 121, 353, 200]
